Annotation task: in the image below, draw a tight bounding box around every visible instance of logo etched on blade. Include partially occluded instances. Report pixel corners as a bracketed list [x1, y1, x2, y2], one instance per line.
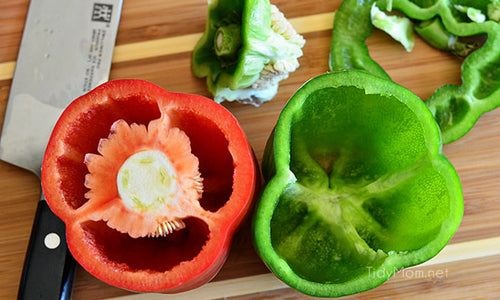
[92, 3, 113, 23]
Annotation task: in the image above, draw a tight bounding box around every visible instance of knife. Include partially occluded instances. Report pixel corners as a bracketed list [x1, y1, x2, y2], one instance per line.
[0, 0, 122, 299]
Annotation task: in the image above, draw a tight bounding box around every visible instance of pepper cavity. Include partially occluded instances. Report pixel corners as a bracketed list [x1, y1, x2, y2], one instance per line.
[84, 118, 204, 239]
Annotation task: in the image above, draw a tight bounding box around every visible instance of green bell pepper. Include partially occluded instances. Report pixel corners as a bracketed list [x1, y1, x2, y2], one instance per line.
[253, 70, 463, 297]
[330, 0, 500, 144]
[191, 0, 305, 106]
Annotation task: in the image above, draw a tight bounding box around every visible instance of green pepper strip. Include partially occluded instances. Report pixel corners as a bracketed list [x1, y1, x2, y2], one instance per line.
[253, 70, 463, 297]
[414, 18, 480, 57]
[329, 0, 391, 80]
[330, 0, 500, 144]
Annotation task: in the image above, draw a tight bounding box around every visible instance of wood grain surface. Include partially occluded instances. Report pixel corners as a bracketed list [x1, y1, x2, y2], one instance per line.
[1, 0, 500, 299]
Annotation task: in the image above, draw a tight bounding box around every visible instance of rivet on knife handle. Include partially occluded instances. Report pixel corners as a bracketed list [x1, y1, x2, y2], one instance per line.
[17, 200, 75, 300]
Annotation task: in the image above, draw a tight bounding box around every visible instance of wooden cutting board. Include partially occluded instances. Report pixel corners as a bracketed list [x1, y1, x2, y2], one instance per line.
[1, 0, 500, 299]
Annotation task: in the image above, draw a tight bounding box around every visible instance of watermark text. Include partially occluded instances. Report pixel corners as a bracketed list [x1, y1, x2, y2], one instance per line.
[367, 266, 449, 280]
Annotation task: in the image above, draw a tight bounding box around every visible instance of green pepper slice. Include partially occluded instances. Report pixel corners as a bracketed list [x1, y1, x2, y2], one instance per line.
[330, 0, 500, 144]
[253, 70, 463, 297]
[330, 0, 391, 80]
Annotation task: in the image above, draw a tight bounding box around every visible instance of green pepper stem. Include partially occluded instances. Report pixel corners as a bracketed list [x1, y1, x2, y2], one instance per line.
[214, 24, 242, 58]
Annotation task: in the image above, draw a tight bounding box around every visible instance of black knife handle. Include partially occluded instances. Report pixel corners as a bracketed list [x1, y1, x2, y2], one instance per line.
[18, 200, 76, 300]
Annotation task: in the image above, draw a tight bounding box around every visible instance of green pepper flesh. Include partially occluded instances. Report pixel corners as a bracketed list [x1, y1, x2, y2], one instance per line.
[253, 71, 463, 297]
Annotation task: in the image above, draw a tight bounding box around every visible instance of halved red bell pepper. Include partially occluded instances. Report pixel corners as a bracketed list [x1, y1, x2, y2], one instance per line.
[41, 79, 259, 293]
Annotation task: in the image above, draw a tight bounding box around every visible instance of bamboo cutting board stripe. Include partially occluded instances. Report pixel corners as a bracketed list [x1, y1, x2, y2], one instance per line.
[106, 236, 500, 300]
[0, 13, 335, 82]
[0, 62, 15, 81]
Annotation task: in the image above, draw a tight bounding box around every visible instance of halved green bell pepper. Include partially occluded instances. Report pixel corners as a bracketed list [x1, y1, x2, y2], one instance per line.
[253, 70, 463, 297]
[330, 0, 500, 144]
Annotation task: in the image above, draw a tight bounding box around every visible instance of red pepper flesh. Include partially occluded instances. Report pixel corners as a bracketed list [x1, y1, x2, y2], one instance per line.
[41, 79, 260, 293]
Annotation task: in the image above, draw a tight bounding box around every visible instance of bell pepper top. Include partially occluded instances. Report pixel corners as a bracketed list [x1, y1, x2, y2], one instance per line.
[330, 0, 500, 144]
[191, 0, 305, 106]
[253, 70, 463, 297]
[41, 79, 260, 293]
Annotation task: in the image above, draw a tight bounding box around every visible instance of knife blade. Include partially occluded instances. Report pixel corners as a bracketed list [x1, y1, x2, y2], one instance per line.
[0, 0, 122, 299]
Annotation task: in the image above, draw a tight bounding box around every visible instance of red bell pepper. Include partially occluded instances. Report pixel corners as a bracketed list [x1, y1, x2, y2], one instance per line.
[41, 79, 259, 293]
